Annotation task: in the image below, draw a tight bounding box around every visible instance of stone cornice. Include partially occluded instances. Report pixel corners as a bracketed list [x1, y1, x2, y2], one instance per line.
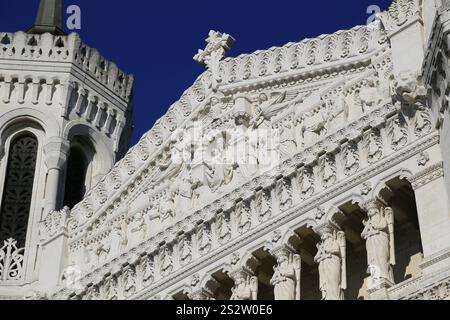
[408, 162, 444, 190]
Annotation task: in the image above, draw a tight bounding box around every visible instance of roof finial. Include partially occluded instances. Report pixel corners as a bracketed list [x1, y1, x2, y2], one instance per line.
[28, 0, 65, 35]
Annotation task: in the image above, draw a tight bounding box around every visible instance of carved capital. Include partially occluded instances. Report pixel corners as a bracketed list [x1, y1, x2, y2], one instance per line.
[43, 137, 70, 169]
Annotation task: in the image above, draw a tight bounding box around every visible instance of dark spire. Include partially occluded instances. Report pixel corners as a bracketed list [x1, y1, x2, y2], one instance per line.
[28, 0, 65, 35]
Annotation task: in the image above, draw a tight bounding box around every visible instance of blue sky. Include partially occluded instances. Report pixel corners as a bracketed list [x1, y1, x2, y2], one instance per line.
[0, 0, 393, 146]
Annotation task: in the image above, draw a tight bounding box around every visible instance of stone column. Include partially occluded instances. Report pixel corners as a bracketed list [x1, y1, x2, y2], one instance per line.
[74, 88, 86, 115]
[43, 137, 70, 214]
[94, 102, 106, 128]
[31, 79, 40, 105]
[45, 79, 54, 105]
[2, 76, 11, 103]
[17, 77, 26, 104]
[83, 95, 96, 121]
[409, 162, 450, 275]
[103, 108, 116, 135]
[59, 80, 74, 118]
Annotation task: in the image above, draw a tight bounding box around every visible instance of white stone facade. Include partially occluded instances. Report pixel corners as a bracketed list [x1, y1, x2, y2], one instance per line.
[1, 0, 450, 300]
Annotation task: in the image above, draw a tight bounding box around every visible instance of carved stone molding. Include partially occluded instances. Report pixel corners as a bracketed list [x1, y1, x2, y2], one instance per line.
[408, 162, 445, 190]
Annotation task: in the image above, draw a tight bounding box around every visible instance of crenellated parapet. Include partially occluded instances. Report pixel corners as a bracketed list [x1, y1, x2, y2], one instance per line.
[0, 31, 133, 101]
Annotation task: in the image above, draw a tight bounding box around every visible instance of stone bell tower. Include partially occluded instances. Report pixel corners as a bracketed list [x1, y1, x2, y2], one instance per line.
[0, 0, 134, 297]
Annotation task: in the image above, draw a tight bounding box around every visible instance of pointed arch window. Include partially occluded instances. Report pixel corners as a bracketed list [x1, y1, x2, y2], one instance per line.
[0, 134, 38, 248]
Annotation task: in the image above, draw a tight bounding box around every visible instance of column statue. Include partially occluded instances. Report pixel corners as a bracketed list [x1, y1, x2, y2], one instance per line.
[270, 250, 301, 300]
[230, 272, 258, 300]
[361, 200, 395, 285]
[314, 227, 346, 300]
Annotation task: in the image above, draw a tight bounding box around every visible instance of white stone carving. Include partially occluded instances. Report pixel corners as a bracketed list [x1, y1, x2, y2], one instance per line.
[270, 249, 301, 300]
[361, 199, 395, 285]
[230, 271, 258, 300]
[314, 226, 346, 300]
[194, 30, 235, 90]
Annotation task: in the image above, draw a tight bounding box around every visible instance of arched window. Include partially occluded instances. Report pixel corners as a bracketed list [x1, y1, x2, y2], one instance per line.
[0, 134, 38, 248]
[63, 147, 88, 208]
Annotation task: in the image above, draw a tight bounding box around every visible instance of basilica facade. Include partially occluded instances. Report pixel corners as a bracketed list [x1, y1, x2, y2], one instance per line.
[1, 0, 450, 300]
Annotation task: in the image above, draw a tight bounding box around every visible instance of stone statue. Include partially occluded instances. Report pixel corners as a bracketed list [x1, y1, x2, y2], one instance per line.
[270, 252, 301, 300]
[159, 192, 175, 221]
[323, 91, 348, 132]
[314, 228, 346, 300]
[101, 220, 128, 260]
[252, 91, 312, 129]
[251, 91, 287, 128]
[173, 173, 194, 216]
[361, 201, 395, 285]
[230, 273, 258, 300]
[203, 134, 234, 191]
[279, 120, 297, 159]
[301, 109, 327, 146]
[127, 211, 147, 247]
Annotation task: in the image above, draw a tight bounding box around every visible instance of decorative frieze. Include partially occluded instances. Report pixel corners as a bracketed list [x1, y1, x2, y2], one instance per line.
[408, 162, 444, 190]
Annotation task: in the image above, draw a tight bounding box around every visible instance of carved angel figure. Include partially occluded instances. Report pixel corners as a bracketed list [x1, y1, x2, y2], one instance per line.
[314, 229, 346, 300]
[279, 120, 297, 159]
[230, 273, 258, 300]
[203, 134, 234, 192]
[127, 211, 147, 247]
[301, 109, 327, 146]
[323, 91, 348, 132]
[361, 202, 395, 285]
[159, 193, 175, 221]
[173, 174, 194, 216]
[270, 253, 301, 300]
[251, 91, 287, 128]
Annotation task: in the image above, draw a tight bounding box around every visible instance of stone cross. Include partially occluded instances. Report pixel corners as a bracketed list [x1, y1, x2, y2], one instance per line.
[194, 30, 235, 91]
